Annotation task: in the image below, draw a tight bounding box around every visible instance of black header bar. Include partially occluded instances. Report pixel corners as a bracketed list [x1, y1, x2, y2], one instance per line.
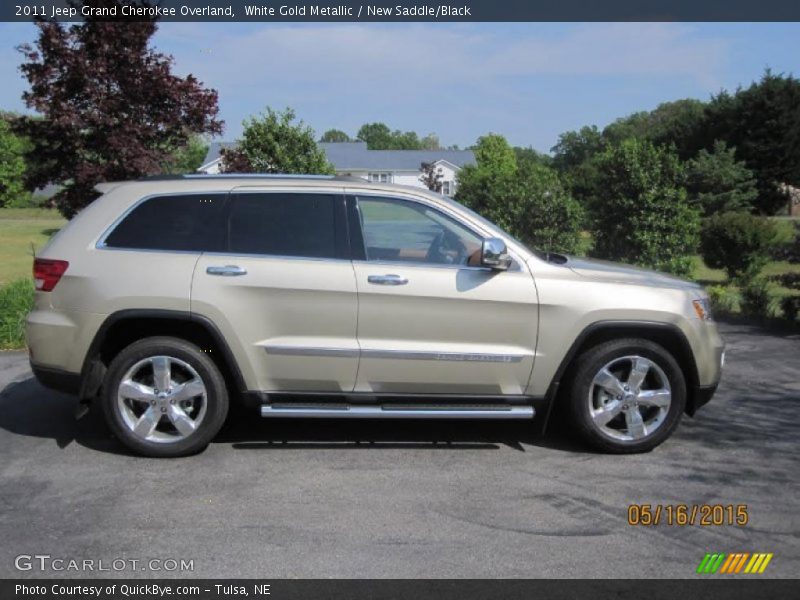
[3, 0, 800, 22]
[2, 579, 797, 600]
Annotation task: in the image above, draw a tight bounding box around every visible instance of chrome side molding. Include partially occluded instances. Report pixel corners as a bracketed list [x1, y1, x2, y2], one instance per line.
[263, 345, 526, 363]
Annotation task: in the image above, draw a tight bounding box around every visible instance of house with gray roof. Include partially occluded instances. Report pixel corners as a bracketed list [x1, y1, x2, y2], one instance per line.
[198, 141, 475, 196]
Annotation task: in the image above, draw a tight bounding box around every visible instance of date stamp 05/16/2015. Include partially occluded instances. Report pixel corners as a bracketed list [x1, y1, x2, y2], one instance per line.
[627, 504, 750, 527]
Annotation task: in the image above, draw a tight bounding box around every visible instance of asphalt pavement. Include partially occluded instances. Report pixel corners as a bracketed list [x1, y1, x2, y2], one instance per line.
[0, 322, 798, 579]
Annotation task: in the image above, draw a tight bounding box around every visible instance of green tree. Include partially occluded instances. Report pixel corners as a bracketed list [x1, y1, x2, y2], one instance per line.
[603, 99, 707, 159]
[685, 140, 758, 216]
[591, 139, 700, 276]
[319, 129, 351, 143]
[700, 212, 791, 280]
[551, 125, 604, 171]
[221, 107, 334, 174]
[550, 125, 605, 206]
[355, 122, 439, 150]
[356, 122, 393, 149]
[16, 3, 222, 218]
[514, 146, 553, 169]
[420, 133, 441, 150]
[471, 133, 517, 176]
[0, 118, 28, 208]
[704, 70, 800, 214]
[162, 135, 209, 174]
[456, 134, 583, 253]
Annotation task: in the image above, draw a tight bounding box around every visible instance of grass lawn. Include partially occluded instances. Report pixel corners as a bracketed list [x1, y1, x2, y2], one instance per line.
[0, 208, 65, 286]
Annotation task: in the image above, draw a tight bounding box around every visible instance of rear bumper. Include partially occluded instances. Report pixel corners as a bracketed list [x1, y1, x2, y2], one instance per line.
[30, 361, 80, 395]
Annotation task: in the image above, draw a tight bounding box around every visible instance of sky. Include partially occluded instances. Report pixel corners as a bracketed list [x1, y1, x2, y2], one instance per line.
[0, 22, 799, 153]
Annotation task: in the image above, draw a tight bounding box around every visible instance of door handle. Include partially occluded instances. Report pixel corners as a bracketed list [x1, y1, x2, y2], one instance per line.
[367, 274, 408, 286]
[206, 265, 247, 277]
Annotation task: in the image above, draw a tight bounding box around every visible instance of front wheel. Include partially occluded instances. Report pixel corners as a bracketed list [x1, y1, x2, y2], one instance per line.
[565, 338, 686, 454]
[101, 337, 229, 458]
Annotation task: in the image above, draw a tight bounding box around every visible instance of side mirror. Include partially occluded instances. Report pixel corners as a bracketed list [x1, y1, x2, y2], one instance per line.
[481, 238, 512, 270]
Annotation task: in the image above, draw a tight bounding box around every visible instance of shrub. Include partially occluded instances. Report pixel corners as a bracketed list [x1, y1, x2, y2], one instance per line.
[781, 295, 800, 322]
[770, 221, 800, 262]
[0, 278, 34, 349]
[590, 139, 699, 277]
[685, 140, 758, 216]
[700, 212, 791, 281]
[740, 277, 779, 319]
[771, 272, 800, 290]
[705, 284, 741, 316]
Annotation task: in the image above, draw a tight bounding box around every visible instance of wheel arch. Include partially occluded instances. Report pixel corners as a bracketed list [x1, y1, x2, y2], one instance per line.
[79, 309, 246, 402]
[543, 320, 702, 427]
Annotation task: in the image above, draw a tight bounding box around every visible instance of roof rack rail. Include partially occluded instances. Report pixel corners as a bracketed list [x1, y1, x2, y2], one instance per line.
[136, 173, 372, 183]
[182, 173, 336, 180]
[136, 174, 187, 181]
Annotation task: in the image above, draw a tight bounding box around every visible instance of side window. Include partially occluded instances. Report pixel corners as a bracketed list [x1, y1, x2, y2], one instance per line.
[356, 196, 483, 266]
[228, 193, 337, 259]
[104, 194, 226, 251]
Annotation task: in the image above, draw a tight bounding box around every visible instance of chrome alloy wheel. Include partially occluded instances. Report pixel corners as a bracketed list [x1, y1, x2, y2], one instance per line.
[116, 356, 208, 444]
[587, 355, 672, 442]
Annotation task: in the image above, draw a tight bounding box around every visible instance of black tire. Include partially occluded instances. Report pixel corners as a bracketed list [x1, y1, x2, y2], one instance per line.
[564, 338, 686, 454]
[102, 336, 229, 458]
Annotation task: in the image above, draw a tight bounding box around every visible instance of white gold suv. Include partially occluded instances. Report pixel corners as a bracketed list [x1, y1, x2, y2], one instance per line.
[26, 175, 724, 457]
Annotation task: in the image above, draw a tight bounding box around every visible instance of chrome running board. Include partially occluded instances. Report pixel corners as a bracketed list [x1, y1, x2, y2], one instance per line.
[260, 404, 535, 419]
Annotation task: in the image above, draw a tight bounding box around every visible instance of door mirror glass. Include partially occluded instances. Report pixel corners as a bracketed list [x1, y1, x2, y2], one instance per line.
[481, 238, 511, 270]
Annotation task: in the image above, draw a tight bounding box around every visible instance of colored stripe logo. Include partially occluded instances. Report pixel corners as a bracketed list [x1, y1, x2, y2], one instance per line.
[697, 553, 773, 574]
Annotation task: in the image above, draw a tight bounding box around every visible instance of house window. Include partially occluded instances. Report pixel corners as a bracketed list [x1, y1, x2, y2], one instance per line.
[441, 181, 453, 196]
[368, 172, 393, 183]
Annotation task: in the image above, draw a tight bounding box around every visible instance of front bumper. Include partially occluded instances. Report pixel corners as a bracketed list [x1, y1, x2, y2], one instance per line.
[689, 383, 719, 416]
[687, 342, 724, 416]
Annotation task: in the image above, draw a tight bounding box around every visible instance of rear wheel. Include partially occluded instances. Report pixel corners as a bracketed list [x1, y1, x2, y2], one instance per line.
[566, 338, 686, 453]
[102, 337, 229, 457]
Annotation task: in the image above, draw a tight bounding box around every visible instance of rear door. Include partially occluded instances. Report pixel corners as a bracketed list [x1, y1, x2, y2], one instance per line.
[191, 187, 359, 393]
[348, 193, 539, 396]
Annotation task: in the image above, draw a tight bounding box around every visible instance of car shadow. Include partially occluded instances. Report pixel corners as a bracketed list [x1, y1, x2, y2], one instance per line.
[0, 375, 588, 456]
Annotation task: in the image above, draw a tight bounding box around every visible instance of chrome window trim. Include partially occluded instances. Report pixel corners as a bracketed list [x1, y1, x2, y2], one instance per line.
[352, 259, 522, 273]
[95, 187, 525, 272]
[201, 251, 351, 265]
[96, 190, 346, 262]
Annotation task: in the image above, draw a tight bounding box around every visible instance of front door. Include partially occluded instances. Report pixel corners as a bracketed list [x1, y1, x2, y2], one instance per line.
[349, 194, 539, 396]
[191, 188, 359, 393]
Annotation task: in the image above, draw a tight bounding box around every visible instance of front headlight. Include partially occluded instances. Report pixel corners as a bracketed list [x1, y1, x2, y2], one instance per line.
[692, 297, 713, 320]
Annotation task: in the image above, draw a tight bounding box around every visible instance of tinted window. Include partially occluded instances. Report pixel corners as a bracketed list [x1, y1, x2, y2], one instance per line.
[357, 196, 482, 266]
[228, 193, 337, 258]
[104, 194, 227, 251]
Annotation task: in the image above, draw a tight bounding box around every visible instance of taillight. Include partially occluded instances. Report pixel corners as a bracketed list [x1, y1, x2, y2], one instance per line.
[33, 258, 69, 291]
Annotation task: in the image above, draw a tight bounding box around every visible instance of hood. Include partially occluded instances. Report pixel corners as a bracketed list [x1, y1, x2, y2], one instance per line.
[565, 257, 701, 291]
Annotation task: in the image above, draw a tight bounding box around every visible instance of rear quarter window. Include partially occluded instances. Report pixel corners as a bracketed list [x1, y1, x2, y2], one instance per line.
[103, 194, 227, 252]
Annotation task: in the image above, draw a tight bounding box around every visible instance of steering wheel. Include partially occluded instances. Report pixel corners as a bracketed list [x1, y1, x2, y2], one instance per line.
[426, 229, 465, 264]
